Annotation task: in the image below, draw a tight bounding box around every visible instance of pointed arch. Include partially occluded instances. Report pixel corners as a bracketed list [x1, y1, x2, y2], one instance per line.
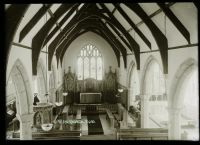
[168, 58, 198, 140]
[169, 58, 198, 108]
[127, 61, 136, 87]
[141, 55, 165, 95]
[6, 59, 32, 115]
[127, 60, 140, 107]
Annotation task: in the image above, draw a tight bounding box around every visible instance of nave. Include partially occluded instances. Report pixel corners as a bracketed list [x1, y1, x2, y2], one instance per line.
[5, 3, 198, 141]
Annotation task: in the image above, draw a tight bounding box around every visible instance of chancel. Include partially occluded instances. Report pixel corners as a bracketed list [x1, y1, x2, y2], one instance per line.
[5, 3, 198, 140]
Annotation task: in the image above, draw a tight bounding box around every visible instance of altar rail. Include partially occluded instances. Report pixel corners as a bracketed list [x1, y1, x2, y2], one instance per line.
[116, 128, 168, 140]
[12, 130, 81, 140]
[69, 104, 118, 115]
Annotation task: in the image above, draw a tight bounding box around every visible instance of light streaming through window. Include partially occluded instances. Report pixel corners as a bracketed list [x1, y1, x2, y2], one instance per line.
[77, 44, 103, 80]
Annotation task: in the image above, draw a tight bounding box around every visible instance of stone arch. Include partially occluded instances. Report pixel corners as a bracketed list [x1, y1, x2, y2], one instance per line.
[141, 55, 165, 95]
[169, 58, 198, 109]
[127, 61, 135, 87]
[140, 55, 167, 128]
[127, 60, 140, 107]
[168, 58, 198, 140]
[6, 59, 32, 115]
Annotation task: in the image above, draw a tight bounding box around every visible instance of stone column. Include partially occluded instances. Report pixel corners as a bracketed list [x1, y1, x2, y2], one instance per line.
[46, 71, 52, 102]
[168, 107, 182, 140]
[32, 75, 38, 94]
[16, 113, 33, 140]
[140, 94, 149, 128]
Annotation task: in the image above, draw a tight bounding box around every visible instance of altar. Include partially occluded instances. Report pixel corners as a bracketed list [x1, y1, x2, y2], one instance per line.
[80, 93, 102, 104]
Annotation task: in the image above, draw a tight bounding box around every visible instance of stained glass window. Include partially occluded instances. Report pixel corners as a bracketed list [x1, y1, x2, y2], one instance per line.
[77, 44, 103, 80]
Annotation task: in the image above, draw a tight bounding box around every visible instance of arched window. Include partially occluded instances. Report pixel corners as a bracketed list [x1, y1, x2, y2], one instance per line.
[144, 60, 165, 98]
[77, 44, 103, 80]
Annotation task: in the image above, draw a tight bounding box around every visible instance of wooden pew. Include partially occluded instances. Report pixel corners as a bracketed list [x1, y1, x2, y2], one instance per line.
[106, 109, 114, 129]
[12, 130, 81, 140]
[116, 128, 168, 140]
[113, 103, 128, 128]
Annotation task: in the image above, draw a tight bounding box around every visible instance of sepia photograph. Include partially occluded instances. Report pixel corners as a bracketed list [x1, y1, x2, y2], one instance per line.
[5, 2, 199, 141]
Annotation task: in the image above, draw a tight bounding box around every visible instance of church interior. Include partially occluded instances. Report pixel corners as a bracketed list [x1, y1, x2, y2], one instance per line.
[5, 3, 199, 140]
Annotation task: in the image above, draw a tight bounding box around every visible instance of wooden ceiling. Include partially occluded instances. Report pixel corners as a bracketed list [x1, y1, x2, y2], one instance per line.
[6, 3, 195, 75]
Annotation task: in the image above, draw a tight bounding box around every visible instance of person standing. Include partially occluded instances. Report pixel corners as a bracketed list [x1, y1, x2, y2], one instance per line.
[33, 93, 40, 105]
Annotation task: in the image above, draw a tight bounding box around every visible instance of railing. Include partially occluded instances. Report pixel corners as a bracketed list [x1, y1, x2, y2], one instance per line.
[12, 130, 81, 140]
[106, 109, 115, 128]
[149, 116, 163, 128]
[116, 128, 168, 140]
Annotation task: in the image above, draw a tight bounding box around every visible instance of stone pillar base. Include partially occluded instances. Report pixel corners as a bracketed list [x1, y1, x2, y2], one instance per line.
[16, 113, 33, 140]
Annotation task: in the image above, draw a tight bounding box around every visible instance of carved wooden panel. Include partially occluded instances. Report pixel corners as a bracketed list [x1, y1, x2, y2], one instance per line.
[63, 67, 76, 104]
[64, 67, 76, 92]
[61, 66, 119, 104]
[33, 112, 42, 127]
[104, 67, 117, 103]
[76, 78, 103, 93]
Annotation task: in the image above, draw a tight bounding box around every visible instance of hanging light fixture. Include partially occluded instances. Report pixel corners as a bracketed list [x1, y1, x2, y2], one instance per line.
[45, 11, 49, 103]
[164, 13, 167, 101]
[40, 12, 53, 132]
[63, 92, 68, 96]
[116, 88, 123, 98]
[118, 88, 124, 93]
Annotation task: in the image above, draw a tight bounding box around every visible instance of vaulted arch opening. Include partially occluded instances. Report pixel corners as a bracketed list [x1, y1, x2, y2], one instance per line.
[127, 61, 140, 108]
[142, 57, 167, 128]
[169, 58, 198, 140]
[6, 59, 32, 138]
